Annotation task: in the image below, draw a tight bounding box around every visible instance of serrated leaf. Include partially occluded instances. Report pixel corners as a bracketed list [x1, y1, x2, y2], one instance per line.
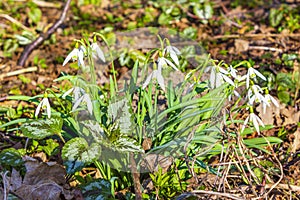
[62, 137, 101, 164]
[113, 137, 144, 153]
[108, 97, 133, 134]
[20, 117, 63, 139]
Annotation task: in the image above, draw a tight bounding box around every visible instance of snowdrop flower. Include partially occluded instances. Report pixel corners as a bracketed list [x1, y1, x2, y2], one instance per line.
[241, 107, 265, 134]
[62, 44, 85, 67]
[72, 93, 93, 115]
[248, 84, 269, 106]
[209, 65, 235, 88]
[228, 65, 237, 78]
[246, 67, 266, 88]
[164, 45, 181, 66]
[158, 56, 179, 71]
[262, 91, 279, 113]
[35, 93, 51, 118]
[91, 42, 106, 62]
[62, 86, 85, 102]
[142, 65, 165, 90]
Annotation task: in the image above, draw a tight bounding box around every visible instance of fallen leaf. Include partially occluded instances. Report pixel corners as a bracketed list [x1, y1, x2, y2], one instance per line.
[9, 156, 74, 200]
[291, 127, 300, 153]
[140, 154, 173, 173]
[234, 39, 249, 53]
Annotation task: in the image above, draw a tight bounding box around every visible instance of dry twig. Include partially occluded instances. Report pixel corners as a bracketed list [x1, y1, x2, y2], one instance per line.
[0, 66, 37, 80]
[17, 0, 71, 67]
[192, 189, 244, 200]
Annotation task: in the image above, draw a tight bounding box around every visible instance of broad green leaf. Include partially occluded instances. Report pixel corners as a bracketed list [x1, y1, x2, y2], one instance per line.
[0, 148, 24, 167]
[28, 7, 42, 24]
[64, 160, 85, 174]
[81, 179, 113, 200]
[20, 117, 63, 139]
[62, 137, 102, 164]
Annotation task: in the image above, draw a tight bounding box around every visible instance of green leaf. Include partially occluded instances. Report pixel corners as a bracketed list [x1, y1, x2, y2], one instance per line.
[64, 160, 85, 174]
[81, 179, 113, 200]
[243, 137, 282, 150]
[20, 117, 63, 139]
[108, 97, 133, 134]
[62, 137, 102, 164]
[277, 90, 290, 104]
[193, 2, 213, 24]
[113, 137, 144, 153]
[0, 118, 29, 129]
[269, 8, 283, 27]
[28, 7, 42, 24]
[41, 139, 59, 156]
[0, 148, 24, 167]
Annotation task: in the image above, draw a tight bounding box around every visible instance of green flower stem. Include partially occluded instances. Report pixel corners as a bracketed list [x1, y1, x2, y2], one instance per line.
[45, 89, 66, 111]
[93, 32, 118, 92]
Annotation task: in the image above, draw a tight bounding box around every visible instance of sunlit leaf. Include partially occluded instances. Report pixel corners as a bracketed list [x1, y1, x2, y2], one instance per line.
[62, 137, 101, 164]
[108, 97, 133, 134]
[20, 117, 63, 139]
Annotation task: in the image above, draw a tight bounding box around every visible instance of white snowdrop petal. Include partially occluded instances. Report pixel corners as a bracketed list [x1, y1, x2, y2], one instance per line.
[253, 68, 266, 81]
[72, 95, 84, 112]
[84, 94, 93, 115]
[44, 98, 51, 118]
[165, 58, 179, 71]
[241, 115, 250, 133]
[78, 51, 85, 66]
[219, 67, 228, 75]
[63, 49, 76, 66]
[35, 101, 43, 117]
[170, 51, 180, 66]
[222, 74, 235, 86]
[215, 73, 222, 88]
[246, 74, 250, 89]
[255, 115, 265, 127]
[142, 71, 155, 89]
[250, 113, 260, 134]
[62, 88, 74, 99]
[156, 70, 165, 91]
[270, 95, 279, 107]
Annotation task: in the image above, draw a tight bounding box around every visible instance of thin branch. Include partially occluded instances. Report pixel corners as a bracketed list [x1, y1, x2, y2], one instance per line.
[208, 33, 300, 40]
[0, 66, 37, 80]
[192, 190, 244, 200]
[17, 0, 72, 67]
[0, 14, 32, 32]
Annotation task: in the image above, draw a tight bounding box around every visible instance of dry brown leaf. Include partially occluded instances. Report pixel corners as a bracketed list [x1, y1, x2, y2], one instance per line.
[9, 157, 73, 200]
[234, 39, 249, 53]
[291, 127, 300, 153]
[140, 154, 173, 173]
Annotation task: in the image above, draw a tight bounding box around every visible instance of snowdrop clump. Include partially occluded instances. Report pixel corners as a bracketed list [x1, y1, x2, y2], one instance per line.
[208, 60, 279, 134]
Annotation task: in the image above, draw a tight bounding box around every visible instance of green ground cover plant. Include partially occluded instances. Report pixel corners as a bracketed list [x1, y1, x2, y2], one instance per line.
[1, 0, 299, 199]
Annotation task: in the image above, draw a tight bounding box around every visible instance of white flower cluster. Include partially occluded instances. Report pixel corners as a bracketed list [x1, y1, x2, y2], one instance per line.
[62, 41, 105, 67]
[142, 45, 180, 91]
[208, 62, 279, 134]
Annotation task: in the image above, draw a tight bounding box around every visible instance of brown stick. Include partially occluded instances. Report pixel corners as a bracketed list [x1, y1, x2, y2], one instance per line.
[130, 153, 142, 200]
[208, 33, 300, 40]
[17, 0, 71, 67]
